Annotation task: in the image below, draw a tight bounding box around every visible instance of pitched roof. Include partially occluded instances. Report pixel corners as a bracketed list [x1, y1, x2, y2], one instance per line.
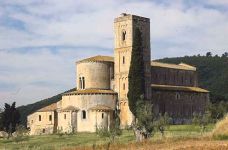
[61, 106, 80, 111]
[151, 61, 196, 71]
[151, 84, 209, 93]
[89, 105, 114, 111]
[37, 103, 57, 112]
[63, 89, 117, 95]
[77, 55, 114, 63]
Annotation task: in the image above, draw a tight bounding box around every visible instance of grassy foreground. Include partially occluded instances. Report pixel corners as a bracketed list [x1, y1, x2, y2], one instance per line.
[0, 124, 226, 150]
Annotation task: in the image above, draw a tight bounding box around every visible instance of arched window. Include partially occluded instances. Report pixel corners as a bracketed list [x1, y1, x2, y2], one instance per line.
[82, 77, 85, 89]
[82, 110, 86, 119]
[123, 56, 125, 64]
[122, 31, 126, 41]
[79, 77, 82, 89]
[176, 93, 180, 100]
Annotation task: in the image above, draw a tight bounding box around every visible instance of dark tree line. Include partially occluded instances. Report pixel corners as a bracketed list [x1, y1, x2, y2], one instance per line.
[159, 52, 228, 121]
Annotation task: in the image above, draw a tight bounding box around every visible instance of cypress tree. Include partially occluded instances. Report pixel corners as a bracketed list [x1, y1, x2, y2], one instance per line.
[2, 102, 20, 135]
[127, 27, 145, 117]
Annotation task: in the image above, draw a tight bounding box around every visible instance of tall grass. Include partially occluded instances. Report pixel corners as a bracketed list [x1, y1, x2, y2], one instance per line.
[212, 115, 228, 140]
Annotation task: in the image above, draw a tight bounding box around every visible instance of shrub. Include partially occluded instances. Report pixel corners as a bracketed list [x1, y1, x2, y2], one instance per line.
[12, 125, 29, 143]
[212, 114, 228, 139]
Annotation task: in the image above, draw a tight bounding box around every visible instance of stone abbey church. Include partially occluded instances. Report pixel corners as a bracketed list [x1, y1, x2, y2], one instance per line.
[27, 14, 209, 135]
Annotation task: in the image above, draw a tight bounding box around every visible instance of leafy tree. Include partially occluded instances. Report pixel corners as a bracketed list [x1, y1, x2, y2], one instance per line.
[0, 111, 3, 130]
[134, 98, 155, 141]
[207, 101, 228, 121]
[192, 111, 211, 133]
[96, 102, 122, 143]
[12, 125, 29, 143]
[128, 27, 145, 117]
[192, 112, 200, 125]
[154, 112, 171, 137]
[222, 52, 228, 57]
[2, 102, 20, 136]
[206, 52, 212, 57]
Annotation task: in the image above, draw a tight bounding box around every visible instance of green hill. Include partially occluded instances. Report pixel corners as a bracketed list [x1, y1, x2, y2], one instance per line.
[17, 88, 75, 126]
[157, 55, 228, 103]
[17, 54, 228, 126]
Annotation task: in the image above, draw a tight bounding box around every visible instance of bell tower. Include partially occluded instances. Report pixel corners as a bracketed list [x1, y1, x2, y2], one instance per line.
[114, 13, 151, 127]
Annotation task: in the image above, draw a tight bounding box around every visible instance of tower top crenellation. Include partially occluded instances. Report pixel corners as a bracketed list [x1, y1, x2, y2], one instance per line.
[114, 13, 150, 22]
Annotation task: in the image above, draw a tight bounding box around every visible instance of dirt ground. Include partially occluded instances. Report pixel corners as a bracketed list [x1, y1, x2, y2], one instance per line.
[122, 139, 228, 150]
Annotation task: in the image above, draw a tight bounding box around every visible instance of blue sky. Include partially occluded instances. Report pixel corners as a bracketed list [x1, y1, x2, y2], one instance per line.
[0, 0, 228, 107]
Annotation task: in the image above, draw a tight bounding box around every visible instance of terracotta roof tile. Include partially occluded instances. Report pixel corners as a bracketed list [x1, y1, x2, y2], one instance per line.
[151, 61, 196, 71]
[151, 84, 209, 93]
[37, 103, 57, 112]
[89, 105, 114, 111]
[77, 55, 114, 63]
[63, 89, 117, 95]
[61, 106, 80, 111]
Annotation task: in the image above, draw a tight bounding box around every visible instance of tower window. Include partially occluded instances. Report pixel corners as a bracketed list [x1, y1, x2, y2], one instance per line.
[39, 115, 41, 121]
[82, 110, 86, 119]
[123, 83, 125, 90]
[49, 115, 52, 121]
[123, 56, 125, 64]
[122, 31, 126, 41]
[82, 77, 85, 89]
[102, 113, 104, 119]
[43, 129, 45, 133]
[64, 114, 66, 119]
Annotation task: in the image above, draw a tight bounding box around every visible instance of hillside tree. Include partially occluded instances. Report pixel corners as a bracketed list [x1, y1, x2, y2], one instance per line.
[206, 52, 212, 57]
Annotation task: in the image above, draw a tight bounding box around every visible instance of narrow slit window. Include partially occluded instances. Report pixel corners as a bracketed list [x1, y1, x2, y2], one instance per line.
[123, 83, 125, 90]
[123, 56, 125, 64]
[82, 77, 85, 89]
[64, 114, 66, 119]
[39, 115, 41, 121]
[79, 77, 82, 89]
[82, 110, 86, 119]
[102, 113, 104, 119]
[49, 115, 52, 121]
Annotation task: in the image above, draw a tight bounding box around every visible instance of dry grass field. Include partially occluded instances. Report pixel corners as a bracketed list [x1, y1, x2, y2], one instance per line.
[1, 124, 228, 150]
[67, 137, 228, 150]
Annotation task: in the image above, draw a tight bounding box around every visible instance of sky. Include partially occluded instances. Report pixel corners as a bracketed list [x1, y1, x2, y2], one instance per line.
[0, 0, 228, 108]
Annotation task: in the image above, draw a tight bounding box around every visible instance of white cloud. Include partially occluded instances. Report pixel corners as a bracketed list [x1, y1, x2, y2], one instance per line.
[0, 0, 228, 107]
[207, 0, 228, 6]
